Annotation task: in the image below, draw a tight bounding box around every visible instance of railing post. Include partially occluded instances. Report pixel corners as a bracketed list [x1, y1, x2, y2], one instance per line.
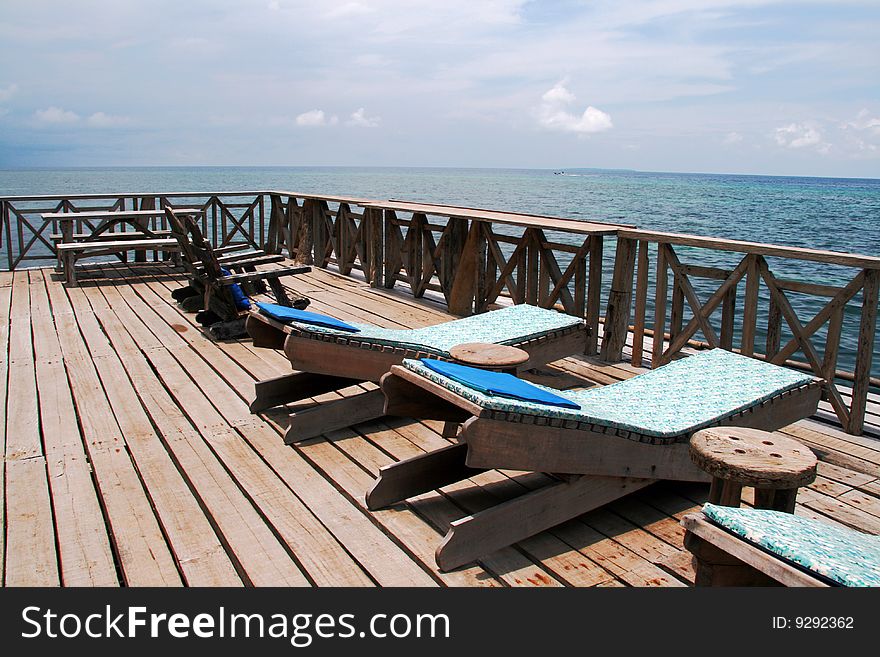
[312, 200, 327, 267]
[601, 236, 637, 362]
[585, 235, 603, 355]
[474, 222, 488, 312]
[651, 242, 668, 366]
[848, 268, 879, 434]
[365, 207, 383, 288]
[287, 196, 301, 261]
[336, 203, 350, 276]
[447, 220, 481, 316]
[265, 194, 284, 255]
[440, 217, 467, 305]
[297, 199, 314, 265]
[720, 286, 737, 350]
[631, 239, 649, 366]
[2, 199, 10, 271]
[766, 295, 782, 359]
[383, 210, 400, 289]
[740, 254, 759, 356]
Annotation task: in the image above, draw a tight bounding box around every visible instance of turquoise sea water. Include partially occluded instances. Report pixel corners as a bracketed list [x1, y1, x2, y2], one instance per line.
[1, 166, 878, 377]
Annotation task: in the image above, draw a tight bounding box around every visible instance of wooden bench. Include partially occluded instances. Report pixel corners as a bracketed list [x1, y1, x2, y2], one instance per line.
[50, 230, 175, 270]
[57, 238, 179, 286]
[50, 230, 173, 241]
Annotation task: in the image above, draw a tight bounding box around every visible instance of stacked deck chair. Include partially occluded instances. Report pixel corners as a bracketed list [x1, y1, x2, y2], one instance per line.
[371, 348, 823, 571]
[246, 303, 589, 443]
[682, 503, 880, 587]
[165, 207, 311, 339]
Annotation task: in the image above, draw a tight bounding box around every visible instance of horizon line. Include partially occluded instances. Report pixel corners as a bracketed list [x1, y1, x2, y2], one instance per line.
[1, 164, 878, 182]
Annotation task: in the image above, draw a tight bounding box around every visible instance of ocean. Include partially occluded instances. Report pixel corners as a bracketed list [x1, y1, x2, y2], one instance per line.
[1, 166, 878, 376]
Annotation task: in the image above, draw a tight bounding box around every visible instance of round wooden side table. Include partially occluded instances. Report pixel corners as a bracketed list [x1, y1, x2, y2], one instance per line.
[689, 427, 817, 513]
[448, 342, 530, 375]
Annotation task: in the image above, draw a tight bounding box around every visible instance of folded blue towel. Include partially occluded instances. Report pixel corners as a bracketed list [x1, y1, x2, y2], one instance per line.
[419, 359, 580, 409]
[255, 302, 360, 332]
[220, 268, 251, 311]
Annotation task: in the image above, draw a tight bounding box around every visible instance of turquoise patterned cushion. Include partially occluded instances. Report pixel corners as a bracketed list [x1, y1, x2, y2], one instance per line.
[702, 503, 880, 587]
[287, 304, 583, 356]
[402, 349, 817, 439]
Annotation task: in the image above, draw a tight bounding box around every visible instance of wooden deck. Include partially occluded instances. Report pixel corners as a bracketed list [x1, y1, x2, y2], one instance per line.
[2, 262, 879, 587]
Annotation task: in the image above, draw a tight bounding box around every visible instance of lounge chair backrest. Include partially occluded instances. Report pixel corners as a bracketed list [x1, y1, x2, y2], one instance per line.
[164, 206, 204, 271]
[181, 213, 225, 281]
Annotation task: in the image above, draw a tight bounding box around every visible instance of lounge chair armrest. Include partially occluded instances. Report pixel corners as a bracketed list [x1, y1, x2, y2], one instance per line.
[216, 266, 311, 285]
[213, 243, 256, 254]
[216, 254, 285, 267]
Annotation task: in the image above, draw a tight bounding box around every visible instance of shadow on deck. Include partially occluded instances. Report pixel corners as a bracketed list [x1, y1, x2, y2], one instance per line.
[2, 262, 879, 587]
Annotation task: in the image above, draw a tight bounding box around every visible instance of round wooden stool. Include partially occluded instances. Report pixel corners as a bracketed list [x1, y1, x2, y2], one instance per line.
[689, 427, 817, 513]
[448, 342, 530, 375]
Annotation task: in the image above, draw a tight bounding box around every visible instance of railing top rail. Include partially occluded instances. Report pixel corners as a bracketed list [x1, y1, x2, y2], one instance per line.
[41, 208, 204, 220]
[360, 199, 628, 235]
[269, 191, 379, 205]
[619, 228, 880, 270]
[0, 190, 284, 202]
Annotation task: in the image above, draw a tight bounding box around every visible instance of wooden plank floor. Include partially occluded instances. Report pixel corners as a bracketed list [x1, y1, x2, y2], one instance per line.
[2, 262, 879, 587]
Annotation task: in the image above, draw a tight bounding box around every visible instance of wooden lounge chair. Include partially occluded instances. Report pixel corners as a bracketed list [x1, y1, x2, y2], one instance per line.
[682, 503, 880, 586]
[164, 207, 311, 339]
[370, 349, 823, 571]
[246, 303, 590, 443]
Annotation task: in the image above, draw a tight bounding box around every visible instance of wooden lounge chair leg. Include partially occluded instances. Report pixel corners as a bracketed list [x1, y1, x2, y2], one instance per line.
[245, 314, 286, 349]
[435, 475, 654, 572]
[266, 277, 292, 306]
[684, 531, 780, 586]
[285, 388, 387, 443]
[250, 371, 366, 413]
[442, 422, 460, 439]
[366, 443, 486, 510]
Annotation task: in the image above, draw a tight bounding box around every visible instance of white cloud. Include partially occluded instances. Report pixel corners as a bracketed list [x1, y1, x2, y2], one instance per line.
[268, 1, 281, 10]
[34, 106, 80, 124]
[86, 111, 131, 127]
[843, 109, 880, 135]
[723, 131, 743, 144]
[536, 82, 612, 134]
[295, 109, 338, 126]
[324, 2, 374, 20]
[840, 109, 880, 155]
[0, 83, 18, 102]
[347, 107, 380, 128]
[774, 122, 829, 152]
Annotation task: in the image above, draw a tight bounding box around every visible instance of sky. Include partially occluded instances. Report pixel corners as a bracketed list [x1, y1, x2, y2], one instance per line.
[0, 0, 878, 177]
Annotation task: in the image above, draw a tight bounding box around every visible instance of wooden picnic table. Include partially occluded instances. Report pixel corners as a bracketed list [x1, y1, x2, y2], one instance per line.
[43, 207, 203, 285]
[42, 208, 203, 244]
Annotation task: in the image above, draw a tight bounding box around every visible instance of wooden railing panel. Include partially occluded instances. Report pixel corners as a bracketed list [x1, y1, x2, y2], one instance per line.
[621, 234, 878, 435]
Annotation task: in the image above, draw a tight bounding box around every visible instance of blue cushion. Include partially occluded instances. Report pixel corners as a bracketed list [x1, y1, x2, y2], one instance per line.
[419, 359, 580, 409]
[255, 302, 360, 332]
[220, 268, 251, 311]
[702, 503, 880, 587]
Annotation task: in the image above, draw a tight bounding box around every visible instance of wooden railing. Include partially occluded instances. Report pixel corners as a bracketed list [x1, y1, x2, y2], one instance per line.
[0, 191, 272, 270]
[602, 231, 880, 435]
[2, 188, 877, 435]
[276, 197, 624, 356]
